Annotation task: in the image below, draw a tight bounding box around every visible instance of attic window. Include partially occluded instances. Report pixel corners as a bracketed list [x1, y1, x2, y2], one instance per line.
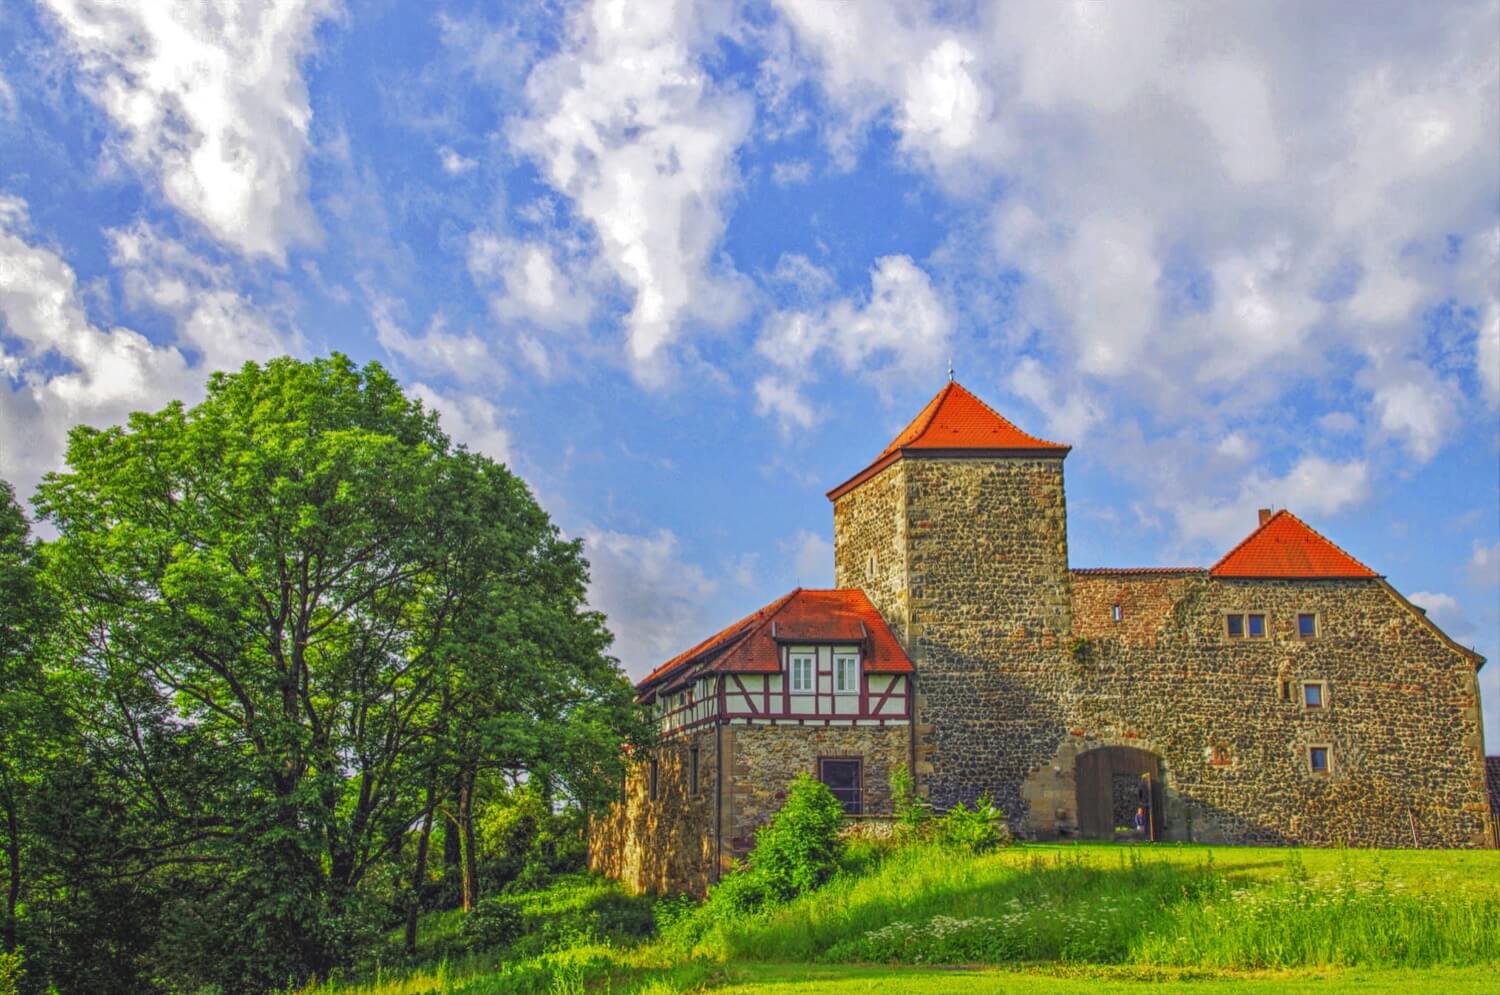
[789, 652, 815, 693]
[834, 651, 859, 693]
[1111, 604, 1123, 623]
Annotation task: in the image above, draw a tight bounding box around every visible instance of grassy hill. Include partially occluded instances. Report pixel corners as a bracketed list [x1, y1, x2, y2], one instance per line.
[300, 842, 1500, 994]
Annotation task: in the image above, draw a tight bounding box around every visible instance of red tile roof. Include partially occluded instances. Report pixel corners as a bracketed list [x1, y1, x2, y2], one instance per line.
[636, 588, 913, 698]
[1210, 510, 1379, 579]
[828, 381, 1069, 500]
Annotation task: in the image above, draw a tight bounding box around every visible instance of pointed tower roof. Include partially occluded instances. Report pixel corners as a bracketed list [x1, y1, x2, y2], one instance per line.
[828, 380, 1069, 500]
[1210, 509, 1379, 579]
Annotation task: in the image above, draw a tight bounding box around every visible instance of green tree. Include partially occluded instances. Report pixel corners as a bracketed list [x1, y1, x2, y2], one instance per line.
[33, 355, 646, 989]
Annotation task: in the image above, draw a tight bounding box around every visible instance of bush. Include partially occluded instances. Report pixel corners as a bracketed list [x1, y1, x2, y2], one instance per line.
[889, 763, 933, 842]
[0, 950, 20, 995]
[462, 896, 526, 949]
[750, 773, 847, 901]
[938, 794, 1012, 853]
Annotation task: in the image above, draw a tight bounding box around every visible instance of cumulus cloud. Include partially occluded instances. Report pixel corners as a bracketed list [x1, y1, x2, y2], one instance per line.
[371, 298, 497, 385]
[510, 0, 753, 383]
[437, 146, 477, 175]
[1174, 456, 1370, 552]
[755, 255, 951, 431]
[41, 0, 335, 260]
[579, 527, 719, 678]
[1407, 591, 1473, 637]
[0, 196, 198, 497]
[1469, 540, 1500, 588]
[406, 382, 510, 464]
[778, 529, 833, 587]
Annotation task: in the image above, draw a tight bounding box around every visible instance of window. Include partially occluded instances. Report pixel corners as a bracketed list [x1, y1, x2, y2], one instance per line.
[1279, 679, 1292, 703]
[866, 552, 877, 581]
[1226, 613, 1267, 638]
[1297, 613, 1318, 638]
[818, 758, 862, 814]
[1302, 682, 1325, 709]
[1210, 743, 1231, 766]
[1308, 746, 1330, 774]
[789, 652, 815, 693]
[1111, 604, 1123, 623]
[649, 758, 659, 800]
[689, 747, 700, 797]
[834, 652, 859, 693]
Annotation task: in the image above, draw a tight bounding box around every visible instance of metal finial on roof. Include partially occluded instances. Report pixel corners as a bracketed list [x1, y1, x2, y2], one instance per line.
[947, 357, 954, 381]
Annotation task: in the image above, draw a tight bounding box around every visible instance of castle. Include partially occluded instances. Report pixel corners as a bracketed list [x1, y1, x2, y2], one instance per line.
[590, 381, 1493, 894]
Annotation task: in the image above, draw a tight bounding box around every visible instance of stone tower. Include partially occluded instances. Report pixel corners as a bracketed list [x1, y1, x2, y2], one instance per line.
[829, 381, 1072, 814]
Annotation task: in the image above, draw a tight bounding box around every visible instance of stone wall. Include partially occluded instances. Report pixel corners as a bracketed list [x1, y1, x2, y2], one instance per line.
[722, 723, 909, 856]
[832, 461, 908, 642]
[1048, 574, 1492, 847]
[588, 727, 718, 896]
[901, 456, 1073, 815]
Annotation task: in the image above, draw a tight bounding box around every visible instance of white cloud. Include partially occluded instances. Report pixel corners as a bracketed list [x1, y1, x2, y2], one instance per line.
[467, 232, 594, 331]
[407, 382, 510, 463]
[437, 146, 477, 175]
[109, 221, 299, 372]
[1007, 357, 1102, 443]
[0, 70, 16, 120]
[511, 0, 753, 383]
[371, 298, 497, 385]
[0, 196, 198, 497]
[1366, 363, 1459, 463]
[579, 526, 719, 677]
[1174, 456, 1370, 551]
[755, 255, 951, 429]
[1478, 302, 1500, 407]
[41, 0, 336, 260]
[1469, 540, 1500, 588]
[779, 529, 832, 587]
[1407, 591, 1472, 636]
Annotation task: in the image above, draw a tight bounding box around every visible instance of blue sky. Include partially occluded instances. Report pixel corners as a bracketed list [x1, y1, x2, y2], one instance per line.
[1, 1, 1497, 740]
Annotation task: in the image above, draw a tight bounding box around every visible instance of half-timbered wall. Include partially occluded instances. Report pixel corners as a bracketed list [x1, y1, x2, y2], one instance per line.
[715, 644, 909, 726]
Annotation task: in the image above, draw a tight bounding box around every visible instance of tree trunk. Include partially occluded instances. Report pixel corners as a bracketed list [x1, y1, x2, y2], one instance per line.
[442, 780, 463, 909]
[404, 781, 438, 953]
[2, 783, 19, 954]
[458, 770, 478, 913]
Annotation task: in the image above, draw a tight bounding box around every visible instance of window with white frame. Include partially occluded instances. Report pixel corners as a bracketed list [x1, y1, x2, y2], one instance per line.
[789, 651, 815, 693]
[833, 651, 859, 693]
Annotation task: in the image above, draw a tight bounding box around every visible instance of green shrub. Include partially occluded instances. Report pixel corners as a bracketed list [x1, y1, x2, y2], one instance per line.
[750, 773, 847, 901]
[462, 896, 526, 949]
[889, 764, 933, 841]
[937, 795, 1011, 853]
[0, 949, 20, 995]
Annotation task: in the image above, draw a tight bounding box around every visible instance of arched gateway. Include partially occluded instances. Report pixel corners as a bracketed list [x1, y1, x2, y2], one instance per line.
[1075, 746, 1164, 841]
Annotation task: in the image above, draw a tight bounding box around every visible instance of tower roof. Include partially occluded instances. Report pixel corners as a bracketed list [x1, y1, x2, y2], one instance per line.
[1210, 509, 1379, 579]
[828, 380, 1069, 500]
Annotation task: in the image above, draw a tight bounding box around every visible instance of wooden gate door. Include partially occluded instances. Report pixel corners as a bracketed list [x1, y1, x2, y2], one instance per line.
[1075, 746, 1163, 840]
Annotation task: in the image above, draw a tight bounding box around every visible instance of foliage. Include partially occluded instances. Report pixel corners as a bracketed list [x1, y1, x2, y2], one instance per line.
[462, 897, 526, 950]
[748, 774, 847, 902]
[937, 795, 1012, 854]
[4, 356, 647, 992]
[889, 764, 933, 841]
[0, 949, 18, 995]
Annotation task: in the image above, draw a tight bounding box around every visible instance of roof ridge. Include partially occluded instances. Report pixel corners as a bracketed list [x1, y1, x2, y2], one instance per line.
[1209, 508, 1378, 578]
[948, 380, 1066, 450]
[1273, 509, 1377, 576]
[880, 382, 953, 457]
[1208, 510, 1280, 574]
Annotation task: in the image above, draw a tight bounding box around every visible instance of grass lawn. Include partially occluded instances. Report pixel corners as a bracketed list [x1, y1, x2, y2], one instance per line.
[308, 843, 1500, 995]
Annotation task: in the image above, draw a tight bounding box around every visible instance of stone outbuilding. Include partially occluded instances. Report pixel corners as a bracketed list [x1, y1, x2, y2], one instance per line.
[590, 380, 1492, 895]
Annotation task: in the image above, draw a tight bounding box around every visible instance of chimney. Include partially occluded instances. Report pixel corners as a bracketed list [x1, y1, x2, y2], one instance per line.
[1258, 508, 1273, 525]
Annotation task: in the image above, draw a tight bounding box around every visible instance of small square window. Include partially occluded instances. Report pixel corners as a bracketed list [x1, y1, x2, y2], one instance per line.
[1226, 614, 1245, 638]
[1302, 682, 1324, 708]
[1210, 743, 1231, 766]
[1308, 746, 1330, 774]
[1298, 613, 1317, 638]
[1111, 604, 1123, 623]
[1247, 613, 1266, 638]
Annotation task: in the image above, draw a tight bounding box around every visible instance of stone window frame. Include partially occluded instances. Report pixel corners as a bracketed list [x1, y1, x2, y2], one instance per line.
[1224, 611, 1269, 639]
[788, 650, 816, 693]
[1111, 603, 1123, 624]
[866, 551, 877, 581]
[1296, 612, 1320, 639]
[817, 755, 864, 815]
[1301, 680, 1328, 710]
[1210, 742, 1232, 766]
[1307, 744, 1332, 775]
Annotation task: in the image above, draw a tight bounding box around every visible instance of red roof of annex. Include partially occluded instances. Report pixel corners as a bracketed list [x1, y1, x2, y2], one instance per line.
[1210, 509, 1379, 579]
[827, 380, 1069, 500]
[636, 588, 913, 697]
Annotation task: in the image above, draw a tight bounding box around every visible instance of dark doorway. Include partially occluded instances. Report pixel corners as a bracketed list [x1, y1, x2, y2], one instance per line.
[818, 758, 862, 815]
[1076, 746, 1163, 840]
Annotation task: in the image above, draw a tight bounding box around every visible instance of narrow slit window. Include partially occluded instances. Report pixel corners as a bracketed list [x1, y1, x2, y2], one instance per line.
[1308, 746, 1330, 774]
[1298, 613, 1317, 638]
[689, 747, 700, 797]
[1279, 679, 1292, 703]
[1111, 604, 1123, 623]
[649, 758, 659, 800]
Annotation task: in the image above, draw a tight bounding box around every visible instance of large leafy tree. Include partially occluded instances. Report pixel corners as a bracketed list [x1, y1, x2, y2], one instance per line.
[33, 355, 645, 990]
